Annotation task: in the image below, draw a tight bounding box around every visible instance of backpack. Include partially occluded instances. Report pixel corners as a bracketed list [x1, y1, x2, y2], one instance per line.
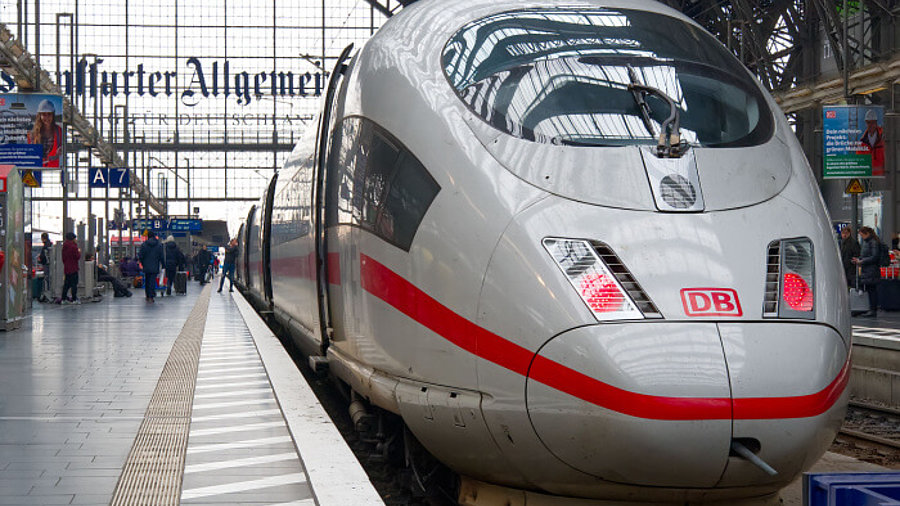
[880, 241, 891, 267]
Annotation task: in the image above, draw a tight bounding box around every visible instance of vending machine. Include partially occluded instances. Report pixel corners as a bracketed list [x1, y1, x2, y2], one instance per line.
[0, 165, 26, 330]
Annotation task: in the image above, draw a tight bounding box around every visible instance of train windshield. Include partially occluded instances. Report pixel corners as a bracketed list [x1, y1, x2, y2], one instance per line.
[442, 8, 773, 148]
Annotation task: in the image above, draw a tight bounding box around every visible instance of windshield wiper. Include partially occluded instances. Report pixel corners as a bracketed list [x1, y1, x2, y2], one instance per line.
[626, 65, 686, 158]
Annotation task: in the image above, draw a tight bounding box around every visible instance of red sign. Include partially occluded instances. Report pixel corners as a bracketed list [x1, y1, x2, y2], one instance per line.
[681, 288, 742, 317]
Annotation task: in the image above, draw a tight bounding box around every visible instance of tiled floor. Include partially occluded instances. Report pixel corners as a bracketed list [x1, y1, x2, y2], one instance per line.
[0, 286, 203, 505]
[0, 282, 321, 506]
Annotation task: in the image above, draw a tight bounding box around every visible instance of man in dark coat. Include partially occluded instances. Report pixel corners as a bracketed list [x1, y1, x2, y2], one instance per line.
[853, 226, 882, 317]
[38, 232, 52, 302]
[218, 239, 239, 293]
[138, 232, 165, 302]
[163, 235, 185, 296]
[840, 226, 861, 287]
[60, 232, 81, 304]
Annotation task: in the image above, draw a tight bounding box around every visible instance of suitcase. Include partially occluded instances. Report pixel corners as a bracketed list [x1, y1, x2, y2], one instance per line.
[175, 271, 188, 295]
[850, 287, 869, 314]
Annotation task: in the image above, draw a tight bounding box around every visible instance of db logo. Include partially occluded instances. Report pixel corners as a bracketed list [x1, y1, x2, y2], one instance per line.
[681, 288, 743, 317]
[826, 110, 837, 119]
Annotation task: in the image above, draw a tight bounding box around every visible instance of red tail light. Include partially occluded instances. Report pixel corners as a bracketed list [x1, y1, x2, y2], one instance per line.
[782, 272, 813, 311]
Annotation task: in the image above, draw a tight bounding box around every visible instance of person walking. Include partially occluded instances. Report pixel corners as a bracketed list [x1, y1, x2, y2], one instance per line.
[218, 239, 239, 293]
[138, 232, 164, 303]
[38, 232, 52, 302]
[853, 226, 883, 317]
[60, 232, 81, 304]
[163, 235, 185, 296]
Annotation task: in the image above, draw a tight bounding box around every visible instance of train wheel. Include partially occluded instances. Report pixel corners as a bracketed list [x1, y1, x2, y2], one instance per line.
[403, 427, 459, 506]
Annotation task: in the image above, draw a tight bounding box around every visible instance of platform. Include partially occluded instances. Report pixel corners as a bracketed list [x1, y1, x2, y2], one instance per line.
[0, 282, 383, 506]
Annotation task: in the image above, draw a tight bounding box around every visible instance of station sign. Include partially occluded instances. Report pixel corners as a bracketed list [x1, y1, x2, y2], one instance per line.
[89, 167, 130, 188]
[132, 218, 202, 232]
[823, 105, 885, 179]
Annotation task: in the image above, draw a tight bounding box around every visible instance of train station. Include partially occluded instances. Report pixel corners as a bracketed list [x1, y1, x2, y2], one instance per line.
[0, 1, 899, 505]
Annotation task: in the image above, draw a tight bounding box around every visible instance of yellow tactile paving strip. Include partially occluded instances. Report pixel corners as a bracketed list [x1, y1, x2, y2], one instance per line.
[109, 284, 212, 506]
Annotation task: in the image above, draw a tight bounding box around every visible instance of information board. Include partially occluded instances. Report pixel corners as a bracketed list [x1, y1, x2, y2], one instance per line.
[823, 105, 885, 179]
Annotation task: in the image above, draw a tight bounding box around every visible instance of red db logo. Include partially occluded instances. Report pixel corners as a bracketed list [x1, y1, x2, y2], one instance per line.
[826, 110, 837, 119]
[681, 288, 742, 317]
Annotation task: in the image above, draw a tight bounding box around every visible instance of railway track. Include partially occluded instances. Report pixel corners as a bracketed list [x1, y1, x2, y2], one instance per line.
[833, 400, 900, 467]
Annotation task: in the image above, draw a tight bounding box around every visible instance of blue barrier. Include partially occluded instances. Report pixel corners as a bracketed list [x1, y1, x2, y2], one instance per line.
[805, 472, 900, 505]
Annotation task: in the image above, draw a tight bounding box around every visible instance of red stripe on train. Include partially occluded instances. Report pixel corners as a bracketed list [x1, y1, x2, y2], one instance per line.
[359, 253, 848, 421]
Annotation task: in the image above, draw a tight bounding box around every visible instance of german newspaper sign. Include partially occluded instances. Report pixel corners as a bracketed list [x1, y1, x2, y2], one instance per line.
[823, 105, 885, 179]
[0, 94, 64, 170]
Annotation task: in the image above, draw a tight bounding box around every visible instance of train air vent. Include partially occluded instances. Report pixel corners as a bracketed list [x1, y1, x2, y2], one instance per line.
[659, 174, 697, 209]
[592, 243, 662, 319]
[762, 241, 781, 317]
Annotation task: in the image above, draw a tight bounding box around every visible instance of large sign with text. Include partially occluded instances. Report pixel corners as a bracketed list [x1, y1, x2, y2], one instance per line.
[0, 57, 324, 107]
[824, 105, 885, 179]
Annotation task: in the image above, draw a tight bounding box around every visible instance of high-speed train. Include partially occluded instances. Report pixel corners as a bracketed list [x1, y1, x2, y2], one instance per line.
[238, 0, 850, 503]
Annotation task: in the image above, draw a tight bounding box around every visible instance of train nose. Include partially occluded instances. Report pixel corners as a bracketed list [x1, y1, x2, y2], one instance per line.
[526, 322, 733, 487]
[525, 322, 848, 488]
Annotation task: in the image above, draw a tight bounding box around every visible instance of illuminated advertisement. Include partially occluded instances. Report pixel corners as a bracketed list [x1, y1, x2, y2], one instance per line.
[823, 105, 885, 179]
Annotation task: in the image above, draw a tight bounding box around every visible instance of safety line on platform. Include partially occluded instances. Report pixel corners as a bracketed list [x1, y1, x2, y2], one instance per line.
[109, 284, 212, 506]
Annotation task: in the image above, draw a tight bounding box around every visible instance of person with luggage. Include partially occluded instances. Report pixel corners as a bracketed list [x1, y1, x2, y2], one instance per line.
[138, 232, 164, 303]
[852, 226, 884, 317]
[162, 235, 185, 296]
[60, 232, 81, 304]
[86, 253, 132, 298]
[218, 238, 239, 293]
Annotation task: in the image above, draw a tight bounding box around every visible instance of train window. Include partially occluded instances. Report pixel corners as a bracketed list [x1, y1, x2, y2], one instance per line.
[442, 8, 774, 148]
[361, 130, 401, 227]
[326, 116, 441, 250]
[379, 152, 440, 250]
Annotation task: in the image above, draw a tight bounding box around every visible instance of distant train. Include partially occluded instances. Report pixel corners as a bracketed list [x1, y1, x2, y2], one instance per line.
[237, 0, 851, 503]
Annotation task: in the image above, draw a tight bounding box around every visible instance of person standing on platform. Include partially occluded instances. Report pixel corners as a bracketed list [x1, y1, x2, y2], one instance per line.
[60, 232, 81, 304]
[38, 232, 52, 302]
[138, 232, 164, 303]
[841, 226, 860, 287]
[163, 235, 185, 296]
[218, 239, 239, 293]
[853, 226, 883, 317]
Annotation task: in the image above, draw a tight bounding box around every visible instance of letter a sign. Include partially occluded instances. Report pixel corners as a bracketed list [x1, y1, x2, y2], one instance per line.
[89, 167, 109, 188]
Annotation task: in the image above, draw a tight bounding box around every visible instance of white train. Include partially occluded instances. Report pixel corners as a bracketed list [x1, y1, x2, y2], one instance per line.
[238, 0, 851, 503]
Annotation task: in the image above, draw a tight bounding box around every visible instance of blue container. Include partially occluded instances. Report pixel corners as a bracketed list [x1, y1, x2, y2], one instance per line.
[805, 472, 900, 505]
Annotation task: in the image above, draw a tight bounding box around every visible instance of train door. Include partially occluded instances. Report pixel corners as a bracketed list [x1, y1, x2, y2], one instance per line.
[262, 174, 278, 305]
[313, 44, 354, 355]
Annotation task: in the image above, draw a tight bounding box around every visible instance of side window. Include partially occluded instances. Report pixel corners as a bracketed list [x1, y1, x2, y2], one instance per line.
[362, 131, 400, 227]
[379, 152, 440, 250]
[326, 116, 440, 251]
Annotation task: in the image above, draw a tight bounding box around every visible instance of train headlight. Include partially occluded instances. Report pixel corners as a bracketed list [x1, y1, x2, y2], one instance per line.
[543, 238, 645, 321]
[764, 238, 815, 318]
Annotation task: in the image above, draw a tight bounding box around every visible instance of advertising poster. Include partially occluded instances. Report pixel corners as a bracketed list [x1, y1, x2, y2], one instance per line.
[862, 193, 883, 239]
[823, 105, 885, 179]
[0, 94, 64, 189]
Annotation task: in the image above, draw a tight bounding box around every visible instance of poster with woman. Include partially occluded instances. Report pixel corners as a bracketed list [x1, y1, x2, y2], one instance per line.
[0, 93, 64, 187]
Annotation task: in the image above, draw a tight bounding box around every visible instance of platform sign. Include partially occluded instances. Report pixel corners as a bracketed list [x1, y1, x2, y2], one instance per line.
[89, 167, 108, 188]
[168, 218, 202, 232]
[109, 168, 129, 188]
[823, 105, 885, 179]
[0, 94, 64, 170]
